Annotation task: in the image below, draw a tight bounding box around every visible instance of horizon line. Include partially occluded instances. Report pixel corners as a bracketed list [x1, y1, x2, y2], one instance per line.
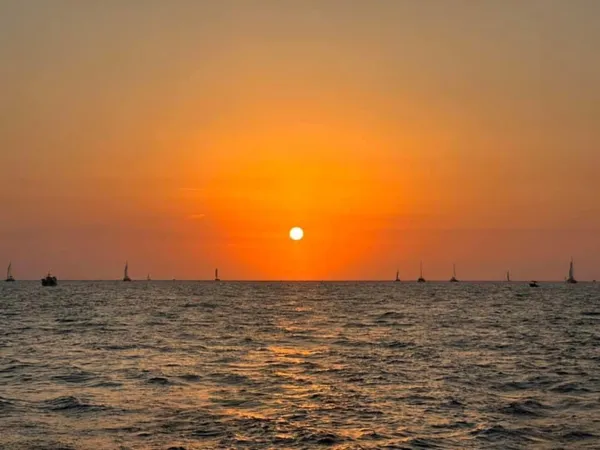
[3, 279, 597, 283]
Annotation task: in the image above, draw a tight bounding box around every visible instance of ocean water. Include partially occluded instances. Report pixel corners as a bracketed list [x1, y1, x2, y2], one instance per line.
[1, 281, 599, 449]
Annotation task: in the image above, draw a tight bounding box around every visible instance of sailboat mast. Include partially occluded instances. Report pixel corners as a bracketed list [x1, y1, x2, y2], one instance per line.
[7, 262, 11, 279]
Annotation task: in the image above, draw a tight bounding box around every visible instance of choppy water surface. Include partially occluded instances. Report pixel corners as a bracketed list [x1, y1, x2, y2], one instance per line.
[1, 281, 599, 449]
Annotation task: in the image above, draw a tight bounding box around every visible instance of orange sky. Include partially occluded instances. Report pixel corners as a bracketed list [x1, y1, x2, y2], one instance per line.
[0, 1, 599, 280]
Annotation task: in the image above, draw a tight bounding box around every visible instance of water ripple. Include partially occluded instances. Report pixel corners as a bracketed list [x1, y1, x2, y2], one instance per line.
[1, 281, 599, 449]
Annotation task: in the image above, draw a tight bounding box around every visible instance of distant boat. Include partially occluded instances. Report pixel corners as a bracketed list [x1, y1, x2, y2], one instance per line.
[41, 272, 57, 287]
[214, 268, 220, 282]
[417, 262, 426, 283]
[147, 273, 151, 281]
[506, 270, 511, 282]
[566, 258, 577, 284]
[449, 264, 459, 282]
[395, 269, 400, 282]
[529, 280, 539, 288]
[5, 262, 15, 282]
[123, 261, 131, 282]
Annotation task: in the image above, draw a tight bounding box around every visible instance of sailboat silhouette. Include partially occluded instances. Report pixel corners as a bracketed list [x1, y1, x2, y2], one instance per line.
[214, 268, 220, 282]
[5, 262, 15, 282]
[123, 261, 132, 282]
[449, 264, 459, 282]
[417, 262, 426, 283]
[566, 257, 577, 284]
[395, 270, 400, 282]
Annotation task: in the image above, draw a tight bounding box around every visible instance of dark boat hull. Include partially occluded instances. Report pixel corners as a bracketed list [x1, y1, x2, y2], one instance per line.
[41, 277, 58, 286]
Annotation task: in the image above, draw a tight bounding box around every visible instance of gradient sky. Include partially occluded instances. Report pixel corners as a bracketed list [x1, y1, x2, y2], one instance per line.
[1, 0, 599, 280]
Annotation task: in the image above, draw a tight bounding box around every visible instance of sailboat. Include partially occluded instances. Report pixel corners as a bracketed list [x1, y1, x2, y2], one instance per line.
[123, 261, 132, 282]
[417, 262, 426, 283]
[147, 273, 151, 281]
[449, 264, 459, 282]
[214, 268, 220, 282]
[5, 262, 15, 282]
[395, 270, 400, 282]
[566, 258, 577, 284]
[506, 271, 511, 282]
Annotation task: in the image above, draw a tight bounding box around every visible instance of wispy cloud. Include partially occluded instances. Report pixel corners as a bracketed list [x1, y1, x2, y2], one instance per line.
[188, 214, 206, 220]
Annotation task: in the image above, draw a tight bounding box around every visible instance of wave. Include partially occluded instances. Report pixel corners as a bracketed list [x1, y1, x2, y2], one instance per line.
[382, 340, 412, 348]
[406, 437, 444, 448]
[51, 369, 95, 384]
[500, 399, 549, 417]
[549, 382, 591, 393]
[299, 432, 343, 446]
[89, 380, 123, 388]
[0, 362, 33, 373]
[146, 377, 172, 386]
[41, 396, 107, 413]
[190, 428, 224, 438]
[178, 373, 202, 382]
[472, 424, 533, 443]
[562, 430, 597, 441]
[208, 372, 254, 386]
[375, 311, 405, 322]
[0, 396, 15, 410]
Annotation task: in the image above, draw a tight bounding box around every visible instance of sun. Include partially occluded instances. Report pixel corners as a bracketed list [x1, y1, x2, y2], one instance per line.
[289, 227, 304, 241]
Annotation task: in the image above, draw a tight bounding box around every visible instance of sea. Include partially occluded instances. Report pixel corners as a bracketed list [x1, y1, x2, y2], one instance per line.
[1, 281, 599, 449]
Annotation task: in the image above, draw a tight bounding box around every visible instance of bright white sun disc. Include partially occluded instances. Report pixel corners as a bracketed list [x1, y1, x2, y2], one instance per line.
[289, 227, 304, 241]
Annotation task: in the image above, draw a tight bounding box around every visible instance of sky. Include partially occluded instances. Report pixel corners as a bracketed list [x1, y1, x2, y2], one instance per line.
[1, 0, 599, 280]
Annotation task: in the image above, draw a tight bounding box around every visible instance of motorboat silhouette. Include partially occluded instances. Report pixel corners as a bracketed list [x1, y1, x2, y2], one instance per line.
[41, 273, 57, 286]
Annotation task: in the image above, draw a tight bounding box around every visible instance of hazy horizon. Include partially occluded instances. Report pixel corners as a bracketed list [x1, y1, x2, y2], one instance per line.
[1, 1, 599, 280]
[3, 277, 597, 282]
